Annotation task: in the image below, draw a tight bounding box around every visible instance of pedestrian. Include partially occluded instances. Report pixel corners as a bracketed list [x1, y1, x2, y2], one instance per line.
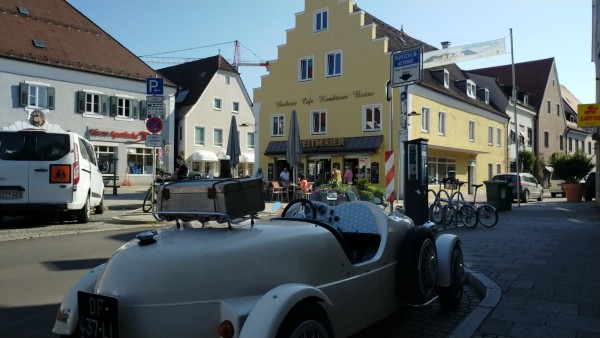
[298, 174, 308, 193]
[254, 167, 264, 183]
[174, 155, 188, 180]
[279, 167, 290, 185]
[343, 165, 353, 184]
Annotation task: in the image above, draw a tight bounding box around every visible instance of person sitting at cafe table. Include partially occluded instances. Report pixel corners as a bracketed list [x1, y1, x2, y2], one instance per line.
[298, 174, 308, 193]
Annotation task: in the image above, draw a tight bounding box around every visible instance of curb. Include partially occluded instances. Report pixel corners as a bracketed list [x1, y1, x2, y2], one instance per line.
[450, 268, 501, 338]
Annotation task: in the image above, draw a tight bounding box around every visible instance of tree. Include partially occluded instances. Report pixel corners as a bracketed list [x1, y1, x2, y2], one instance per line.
[519, 149, 536, 174]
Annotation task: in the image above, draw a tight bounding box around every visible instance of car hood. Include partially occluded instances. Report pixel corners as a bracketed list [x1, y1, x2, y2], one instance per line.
[95, 221, 352, 305]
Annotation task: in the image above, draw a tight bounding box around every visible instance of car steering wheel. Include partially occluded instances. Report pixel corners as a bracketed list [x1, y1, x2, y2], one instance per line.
[281, 198, 317, 219]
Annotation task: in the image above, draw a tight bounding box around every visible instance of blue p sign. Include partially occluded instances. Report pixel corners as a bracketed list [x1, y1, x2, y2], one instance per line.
[146, 78, 164, 95]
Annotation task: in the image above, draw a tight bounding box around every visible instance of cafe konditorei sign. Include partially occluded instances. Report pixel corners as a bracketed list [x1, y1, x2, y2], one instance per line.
[275, 90, 375, 108]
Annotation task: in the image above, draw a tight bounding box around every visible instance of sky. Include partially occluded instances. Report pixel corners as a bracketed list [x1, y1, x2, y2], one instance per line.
[67, 0, 596, 104]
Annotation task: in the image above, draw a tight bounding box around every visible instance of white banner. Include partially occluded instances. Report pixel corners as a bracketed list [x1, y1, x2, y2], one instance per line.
[423, 38, 506, 69]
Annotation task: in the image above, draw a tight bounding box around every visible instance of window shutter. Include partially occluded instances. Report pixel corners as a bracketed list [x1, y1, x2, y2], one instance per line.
[77, 91, 86, 113]
[132, 99, 139, 119]
[19, 83, 29, 107]
[109, 96, 117, 116]
[140, 100, 147, 119]
[101, 95, 109, 115]
[47, 87, 55, 110]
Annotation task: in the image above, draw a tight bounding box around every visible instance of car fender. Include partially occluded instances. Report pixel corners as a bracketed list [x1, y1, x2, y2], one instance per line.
[52, 264, 106, 336]
[435, 234, 461, 288]
[239, 283, 333, 338]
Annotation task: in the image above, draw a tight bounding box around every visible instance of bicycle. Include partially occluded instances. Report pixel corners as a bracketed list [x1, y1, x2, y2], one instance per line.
[444, 180, 478, 228]
[471, 183, 499, 227]
[428, 178, 452, 224]
[142, 173, 173, 220]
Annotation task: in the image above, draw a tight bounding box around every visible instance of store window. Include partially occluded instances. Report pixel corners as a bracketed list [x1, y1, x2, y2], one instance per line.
[127, 147, 158, 175]
[427, 156, 456, 183]
[94, 145, 117, 174]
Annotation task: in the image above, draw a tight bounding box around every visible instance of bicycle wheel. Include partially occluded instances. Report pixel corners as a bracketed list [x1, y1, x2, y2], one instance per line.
[142, 189, 152, 213]
[459, 204, 478, 228]
[450, 191, 465, 204]
[429, 202, 444, 224]
[442, 204, 456, 226]
[477, 204, 498, 227]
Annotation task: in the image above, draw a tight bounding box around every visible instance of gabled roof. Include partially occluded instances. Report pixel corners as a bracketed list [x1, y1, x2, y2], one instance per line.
[358, 6, 505, 118]
[157, 55, 239, 118]
[561, 85, 589, 134]
[467, 58, 555, 111]
[0, 0, 167, 83]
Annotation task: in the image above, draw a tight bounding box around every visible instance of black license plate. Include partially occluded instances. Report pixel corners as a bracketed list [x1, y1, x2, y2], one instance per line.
[77, 291, 119, 338]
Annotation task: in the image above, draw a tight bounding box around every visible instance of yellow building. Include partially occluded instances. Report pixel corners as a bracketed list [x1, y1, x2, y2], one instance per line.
[254, 0, 508, 198]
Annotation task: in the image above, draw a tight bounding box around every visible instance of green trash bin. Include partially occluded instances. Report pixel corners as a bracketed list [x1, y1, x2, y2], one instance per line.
[483, 180, 512, 211]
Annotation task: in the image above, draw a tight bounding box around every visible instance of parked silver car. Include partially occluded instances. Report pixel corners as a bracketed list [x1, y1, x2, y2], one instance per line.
[492, 173, 544, 203]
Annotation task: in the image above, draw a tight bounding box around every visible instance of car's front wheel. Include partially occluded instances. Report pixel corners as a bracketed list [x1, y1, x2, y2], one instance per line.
[399, 227, 438, 304]
[437, 243, 464, 309]
[276, 302, 332, 338]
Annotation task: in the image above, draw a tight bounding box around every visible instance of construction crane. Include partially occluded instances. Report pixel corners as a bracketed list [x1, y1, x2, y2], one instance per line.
[140, 40, 269, 70]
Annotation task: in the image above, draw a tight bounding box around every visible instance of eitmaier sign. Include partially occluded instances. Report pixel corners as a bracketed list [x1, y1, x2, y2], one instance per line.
[577, 104, 600, 127]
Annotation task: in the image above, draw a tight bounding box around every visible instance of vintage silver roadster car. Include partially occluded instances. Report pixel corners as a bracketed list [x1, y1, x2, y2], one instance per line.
[53, 178, 464, 338]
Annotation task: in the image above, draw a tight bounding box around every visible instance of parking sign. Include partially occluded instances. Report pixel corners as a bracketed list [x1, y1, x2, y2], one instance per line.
[146, 78, 164, 95]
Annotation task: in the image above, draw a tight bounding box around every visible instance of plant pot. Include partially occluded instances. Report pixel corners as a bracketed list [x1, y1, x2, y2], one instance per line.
[563, 183, 584, 202]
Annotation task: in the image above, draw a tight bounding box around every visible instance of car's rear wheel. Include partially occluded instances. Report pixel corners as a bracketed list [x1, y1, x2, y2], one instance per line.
[77, 195, 91, 223]
[94, 194, 104, 214]
[437, 243, 464, 309]
[276, 302, 332, 338]
[521, 190, 530, 203]
[537, 190, 544, 201]
[399, 227, 438, 304]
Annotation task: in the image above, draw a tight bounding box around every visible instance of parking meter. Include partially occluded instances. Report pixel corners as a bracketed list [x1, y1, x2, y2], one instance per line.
[403, 138, 428, 225]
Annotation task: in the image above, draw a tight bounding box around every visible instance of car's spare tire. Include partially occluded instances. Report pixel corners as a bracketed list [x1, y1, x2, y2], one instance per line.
[398, 226, 438, 304]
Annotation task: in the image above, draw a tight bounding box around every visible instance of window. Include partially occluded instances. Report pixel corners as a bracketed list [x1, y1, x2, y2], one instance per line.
[299, 56, 314, 82]
[77, 91, 108, 116]
[213, 129, 223, 147]
[325, 51, 342, 77]
[271, 114, 285, 137]
[311, 110, 327, 134]
[421, 107, 430, 132]
[496, 164, 501, 174]
[314, 8, 328, 32]
[247, 132, 255, 149]
[468, 121, 475, 142]
[214, 98, 222, 110]
[232, 101, 240, 113]
[527, 127, 532, 146]
[509, 130, 516, 144]
[568, 137, 573, 152]
[547, 100, 551, 113]
[589, 141, 593, 154]
[195, 126, 205, 146]
[523, 94, 529, 106]
[560, 135, 564, 150]
[438, 111, 446, 135]
[117, 97, 132, 118]
[496, 128, 502, 146]
[126, 147, 158, 175]
[443, 70, 450, 88]
[488, 163, 493, 180]
[556, 104, 560, 116]
[488, 126, 494, 145]
[363, 105, 381, 131]
[224, 75, 230, 85]
[19, 82, 55, 109]
[544, 131, 549, 148]
[466, 80, 476, 98]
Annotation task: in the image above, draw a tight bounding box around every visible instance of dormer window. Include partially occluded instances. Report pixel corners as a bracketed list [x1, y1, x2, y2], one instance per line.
[466, 80, 476, 99]
[314, 8, 328, 33]
[443, 69, 449, 88]
[523, 94, 529, 105]
[477, 88, 490, 104]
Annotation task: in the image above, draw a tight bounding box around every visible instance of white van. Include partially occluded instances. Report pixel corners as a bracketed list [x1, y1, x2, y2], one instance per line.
[548, 172, 565, 198]
[0, 128, 104, 224]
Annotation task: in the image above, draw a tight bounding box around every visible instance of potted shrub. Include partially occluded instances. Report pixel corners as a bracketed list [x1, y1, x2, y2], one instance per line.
[550, 151, 595, 202]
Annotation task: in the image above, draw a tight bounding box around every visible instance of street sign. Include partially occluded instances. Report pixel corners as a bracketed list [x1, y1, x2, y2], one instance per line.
[146, 95, 164, 105]
[146, 78, 164, 95]
[147, 105, 164, 117]
[145, 134, 162, 147]
[391, 47, 423, 87]
[146, 116, 163, 133]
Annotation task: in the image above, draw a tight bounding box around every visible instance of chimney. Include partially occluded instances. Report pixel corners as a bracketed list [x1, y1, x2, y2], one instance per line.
[441, 41, 451, 49]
